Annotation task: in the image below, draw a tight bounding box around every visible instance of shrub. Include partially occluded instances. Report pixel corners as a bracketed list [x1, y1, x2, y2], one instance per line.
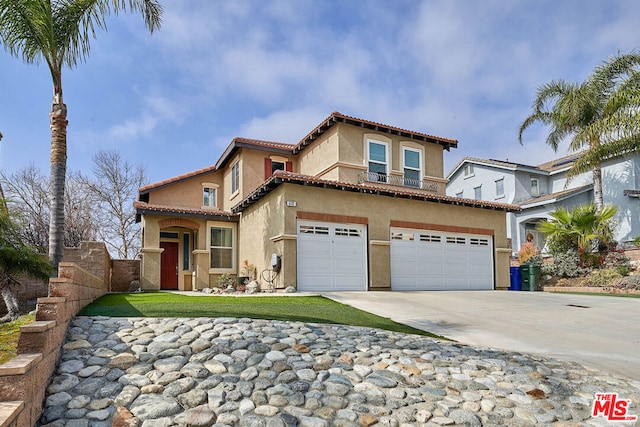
[518, 242, 541, 265]
[216, 273, 236, 289]
[603, 251, 631, 273]
[587, 268, 622, 287]
[544, 250, 589, 278]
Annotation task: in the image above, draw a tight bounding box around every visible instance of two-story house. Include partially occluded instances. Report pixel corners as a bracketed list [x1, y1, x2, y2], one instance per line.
[446, 152, 640, 254]
[135, 112, 518, 292]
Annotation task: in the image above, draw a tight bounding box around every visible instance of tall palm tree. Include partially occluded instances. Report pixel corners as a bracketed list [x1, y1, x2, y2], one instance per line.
[519, 53, 640, 212]
[0, 0, 162, 270]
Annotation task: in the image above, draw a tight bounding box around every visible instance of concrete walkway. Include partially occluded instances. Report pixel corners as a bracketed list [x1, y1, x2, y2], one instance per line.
[323, 291, 640, 381]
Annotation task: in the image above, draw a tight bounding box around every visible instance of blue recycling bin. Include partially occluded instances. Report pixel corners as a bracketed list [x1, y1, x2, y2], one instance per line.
[509, 266, 522, 291]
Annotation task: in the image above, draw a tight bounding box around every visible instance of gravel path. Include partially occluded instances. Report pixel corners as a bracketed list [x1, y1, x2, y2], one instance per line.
[37, 316, 640, 426]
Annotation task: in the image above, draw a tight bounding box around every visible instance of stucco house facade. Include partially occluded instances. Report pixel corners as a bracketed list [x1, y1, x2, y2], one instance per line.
[446, 152, 640, 254]
[135, 112, 518, 292]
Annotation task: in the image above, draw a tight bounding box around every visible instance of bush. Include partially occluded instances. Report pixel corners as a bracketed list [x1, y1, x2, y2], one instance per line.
[518, 242, 541, 265]
[216, 273, 236, 289]
[603, 251, 631, 274]
[586, 268, 623, 287]
[543, 250, 589, 278]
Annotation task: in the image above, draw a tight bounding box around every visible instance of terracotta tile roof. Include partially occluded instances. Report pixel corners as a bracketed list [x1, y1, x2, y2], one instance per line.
[134, 201, 238, 220]
[519, 184, 592, 207]
[536, 152, 583, 172]
[232, 136, 295, 151]
[293, 111, 458, 153]
[139, 164, 218, 194]
[233, 170, 520, 213]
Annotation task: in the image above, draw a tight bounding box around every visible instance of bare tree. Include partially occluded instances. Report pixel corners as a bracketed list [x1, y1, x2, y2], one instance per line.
[0, 166, 97, 251]
[86, 150, 147, 259]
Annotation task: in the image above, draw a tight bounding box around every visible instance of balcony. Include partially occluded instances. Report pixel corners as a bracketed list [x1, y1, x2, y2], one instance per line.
[357, 172, 440, 192]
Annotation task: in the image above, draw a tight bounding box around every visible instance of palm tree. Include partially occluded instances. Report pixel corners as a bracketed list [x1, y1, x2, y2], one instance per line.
[519, 53, 640, 212]
[0, 0, 162, 270]
[537, 203, 618, 256]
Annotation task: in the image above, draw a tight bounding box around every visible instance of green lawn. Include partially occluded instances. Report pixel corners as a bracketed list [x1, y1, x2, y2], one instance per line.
[0, 313, 35, 364]
[79, 293, 442, 338]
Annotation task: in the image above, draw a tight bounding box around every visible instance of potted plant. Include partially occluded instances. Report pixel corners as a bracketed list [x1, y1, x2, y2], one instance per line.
[239, 260, 256, 286]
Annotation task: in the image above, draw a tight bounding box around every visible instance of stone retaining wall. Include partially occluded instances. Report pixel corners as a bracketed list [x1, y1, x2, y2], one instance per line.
[0, 263, 108, 427]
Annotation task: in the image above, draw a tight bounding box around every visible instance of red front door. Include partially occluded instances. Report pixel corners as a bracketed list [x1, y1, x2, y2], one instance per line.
[160, 242, 179, 290]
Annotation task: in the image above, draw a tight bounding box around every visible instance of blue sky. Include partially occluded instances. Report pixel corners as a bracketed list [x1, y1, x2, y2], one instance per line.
[1, 0, 639, 184]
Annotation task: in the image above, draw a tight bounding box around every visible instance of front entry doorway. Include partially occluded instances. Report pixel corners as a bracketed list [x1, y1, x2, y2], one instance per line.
[160, 242, 179, 290]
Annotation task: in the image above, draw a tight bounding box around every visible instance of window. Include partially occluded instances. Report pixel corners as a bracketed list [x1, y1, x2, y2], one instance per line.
[183, 233, 190, 270]
[299, 225, 329, 235]
[464, 164, 474, 177]
[368, 140, 388, 181]
[403, 147, 422, 188]
[495, 178, 504, 197]
[391, 232, 414, 241]
[231, 161, 240, 194]
[474, 185, 482, 200]
[210, 227, 233, 269]
[531, 178, 539, 196]
[456, 191, 463, 198]
[203, 187, 217, 207]
[271, 160, 285, 175]
[446, 236, 466, 245]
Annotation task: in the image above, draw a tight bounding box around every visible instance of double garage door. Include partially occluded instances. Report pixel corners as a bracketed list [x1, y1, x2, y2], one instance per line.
[390, 228, 494, 290]
[296, 221, 494, 291]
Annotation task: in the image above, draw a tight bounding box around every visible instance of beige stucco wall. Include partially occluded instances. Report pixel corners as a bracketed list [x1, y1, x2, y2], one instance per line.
[237, 186, 291, 291]
[297, 127, 340, 178]
[238, 183, 511, 291]
[148, 171, 222, 208]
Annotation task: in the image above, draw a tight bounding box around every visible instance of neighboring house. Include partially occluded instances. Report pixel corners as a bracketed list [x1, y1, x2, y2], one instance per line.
[135, 112, 518, 292]
[446, 152, 640, 254]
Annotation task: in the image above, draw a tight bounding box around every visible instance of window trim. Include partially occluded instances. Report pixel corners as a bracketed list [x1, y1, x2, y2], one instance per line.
[474, 185, 482, 200]
[531, 177, 540, 196]
[202, 186, 218, 208]
[367, 139, 389, 178]
[207, 222, 236, 273]
[464, 164, 475, 178]
[495, 177, 505, 199]
[231, 160, 240, 196]
[402, 146, 423, 187]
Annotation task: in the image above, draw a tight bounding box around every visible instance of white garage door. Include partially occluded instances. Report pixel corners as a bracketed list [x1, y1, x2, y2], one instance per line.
[390, 228, 493, 290]
[297, 220, 368, 291]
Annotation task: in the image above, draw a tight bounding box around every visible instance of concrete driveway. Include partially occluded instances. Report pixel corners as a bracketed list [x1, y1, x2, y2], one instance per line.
[323, 291, 640, 381]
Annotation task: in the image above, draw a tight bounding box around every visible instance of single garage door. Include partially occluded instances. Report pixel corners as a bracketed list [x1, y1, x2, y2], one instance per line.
[297, 220, 367, 291]
[390, 228, 493, 290]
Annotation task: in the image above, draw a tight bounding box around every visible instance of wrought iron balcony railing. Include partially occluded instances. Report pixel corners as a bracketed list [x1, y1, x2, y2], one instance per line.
[357, 172, 439, 192]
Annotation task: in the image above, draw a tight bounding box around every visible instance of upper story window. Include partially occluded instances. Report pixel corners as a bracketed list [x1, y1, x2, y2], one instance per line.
[456, 191, 463, 198]
[231, 161, 240, 194]
[464, 164, 474, 177]
[474, 185, 482, 200]
[368, 140, 388, 181]
[264, 157, 292, 179]
[203, 187, 217, 207]
[531, 177, 539, 196]
[403, 147, 422, 188]
[495, 178, 504, 197]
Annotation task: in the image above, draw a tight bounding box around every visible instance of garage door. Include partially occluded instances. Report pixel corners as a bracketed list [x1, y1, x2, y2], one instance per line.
[390, 228, 493, 290]
[297, 220, 367, 291]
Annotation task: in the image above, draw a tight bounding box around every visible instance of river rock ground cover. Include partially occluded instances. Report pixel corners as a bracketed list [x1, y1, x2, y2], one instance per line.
[37, 316, 640, 426]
